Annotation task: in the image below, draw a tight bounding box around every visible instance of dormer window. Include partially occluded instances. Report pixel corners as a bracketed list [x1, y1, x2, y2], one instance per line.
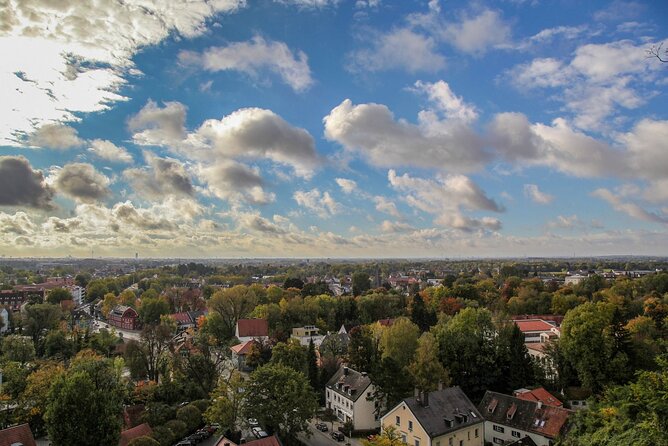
[507, 403, 517, 420]
[488, 398, 498, 413]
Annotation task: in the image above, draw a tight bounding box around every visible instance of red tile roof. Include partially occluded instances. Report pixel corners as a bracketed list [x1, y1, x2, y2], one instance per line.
[514, 319, 555, 333]
[0, 424, 36, 446]
[230, 340, 256, 355]
[171, 312, 192, 324]
[533, 405, 571, 438]
[515, 388, 563, 407]
[237, 319, 269, 337]
[118, 423, 152, 446]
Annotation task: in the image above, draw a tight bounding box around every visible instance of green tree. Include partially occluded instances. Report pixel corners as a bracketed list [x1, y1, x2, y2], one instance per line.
[409, 294, 437, 332]
[379, 317, 420, 369]
[432, 307, 499, 401]
[205, 371, 245, 434]
[271, 338, 307, 374]
[243, 363, 318, 442]
[307, 339, 319, 391]
[408, 332, 449, 394]
[495, 322, 535, 393]
[2, 335, 35, 364]
[283, 277, 304, 290]
[138, 297, 171, 326]
[45, 354, 125, 446]
[44, 329, 75, 360]
[23, 303, 62, 352]
[559, 355, 668, 446]
[208, 286, 258, 339]
[347, 326, 378, 373]
[85, 280, 108, 302]
[46, 288, 73, 305]
[128, 437, 160, 446]
[16, 362, 64, 436]
[363, 425, 404, 446]
[176, 404, 202, 432]
[560, 302, 632, 393]
[352, 272, 371, 296]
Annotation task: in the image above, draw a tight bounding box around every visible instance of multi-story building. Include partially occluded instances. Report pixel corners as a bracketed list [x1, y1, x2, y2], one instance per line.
[107, 305, 140, 330]
[326, 365, 380, 431]
[381, 387, 484, 446]
[478, 391, 571, 446]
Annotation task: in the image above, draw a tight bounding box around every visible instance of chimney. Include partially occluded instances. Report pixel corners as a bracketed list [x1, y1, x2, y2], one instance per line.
[361, 372, 368, 377]
[537, 401, 543, 409]
[422, 391, 429, 407]
[343, 367, 349, 375]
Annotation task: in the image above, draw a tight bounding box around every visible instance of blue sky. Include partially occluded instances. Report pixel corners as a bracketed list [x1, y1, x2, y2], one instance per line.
[1, 0, 667, 258]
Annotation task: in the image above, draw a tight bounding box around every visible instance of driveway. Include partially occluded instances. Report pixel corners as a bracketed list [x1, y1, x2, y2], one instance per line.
[299, 419, 364, 446]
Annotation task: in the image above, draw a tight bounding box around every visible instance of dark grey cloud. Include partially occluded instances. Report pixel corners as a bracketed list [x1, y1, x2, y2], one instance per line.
[124, 152, 194, 199]
[53, 163, 111, 203]
[0, 156, 54, 209]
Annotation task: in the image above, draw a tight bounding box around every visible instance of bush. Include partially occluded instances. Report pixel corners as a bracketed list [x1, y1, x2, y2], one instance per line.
[176, 404, 202, 432]
[128, 436, 160, 446]
[191, 399, 209, 413]
[165, 419, 187, 439]
[142, 402, 176, 427]
[150, 425, 174, 446]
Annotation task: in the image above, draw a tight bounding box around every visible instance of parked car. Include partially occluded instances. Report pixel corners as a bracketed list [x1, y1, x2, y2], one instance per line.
[252, 427, 269, 438]
[331, 431, 345, 441]
[315, 422, 328, 432]
[248, 418, 259, 426]
[196, 428, 211, 438]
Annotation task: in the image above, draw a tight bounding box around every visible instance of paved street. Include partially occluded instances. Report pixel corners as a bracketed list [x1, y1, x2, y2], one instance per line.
[299, 420, 364, 446]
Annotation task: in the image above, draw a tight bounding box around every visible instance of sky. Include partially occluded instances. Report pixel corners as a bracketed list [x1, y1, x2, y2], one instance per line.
[0, 0, 667, 258]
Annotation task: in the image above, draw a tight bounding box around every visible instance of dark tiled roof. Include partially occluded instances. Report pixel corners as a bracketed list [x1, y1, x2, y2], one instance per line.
[478, 391, 571, 439]
[402, 387, 482, 439]
[237, 319, 269, 337]
[119, 423, 152, 446]
[326, 366, 372, 402]
[0, 424, 36, 446]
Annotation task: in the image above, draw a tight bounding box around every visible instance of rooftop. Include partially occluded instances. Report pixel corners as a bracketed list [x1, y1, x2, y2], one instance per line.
[326, 366, 372, 402]
[478, 391, 571, 439]
[237, 319, 269, 337]
[400, 387, 482, 439]
[514, 319, 556, 333]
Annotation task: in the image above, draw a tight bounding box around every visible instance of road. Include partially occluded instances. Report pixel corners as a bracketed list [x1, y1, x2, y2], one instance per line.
[298, 420, 363, 446]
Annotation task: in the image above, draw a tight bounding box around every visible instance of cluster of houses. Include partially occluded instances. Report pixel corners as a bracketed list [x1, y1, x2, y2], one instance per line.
[226, 315, 576, 446]
[324, 365, 571, 446]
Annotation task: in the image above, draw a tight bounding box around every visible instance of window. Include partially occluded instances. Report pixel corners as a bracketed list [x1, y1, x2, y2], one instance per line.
[408, 421, 413, 431]
[475, 428, 479, 438]
[459, 441, 463, 446]
[449, 438, 453, 446]
[396, 416, 401, 426]
[493, 425, 505, 433]
[512, 431, 521, 438]
[468, 432, 470, 440]
[402, 434, 407, 444]
[493, 438, 504, 445]
[415, 440, 420, 446]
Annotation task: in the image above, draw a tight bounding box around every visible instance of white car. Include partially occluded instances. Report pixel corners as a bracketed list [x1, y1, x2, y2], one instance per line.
[252, 427, 268, 438]
[248, 418, 259, 427]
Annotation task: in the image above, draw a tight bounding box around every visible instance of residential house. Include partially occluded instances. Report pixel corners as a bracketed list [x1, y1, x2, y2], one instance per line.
[478, 391, 572, 446]
[380, 387, 484, 446]
[235, 319, 269, 343]
[513, 320, 560, 343]
[171, 312, 196, 331]
[563, 387, 592, 411]
[291, 325, 326, 347]
[118, 423, 152, 446]
[513, 388, 562, 408]
[0, 423, 37, 446]
[326, 366, 380, 431]
[230, 340, 257, 371]
[564, 275, 587, 286]
[0, 290, 38, 311]
[108, 305, 140, 330]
